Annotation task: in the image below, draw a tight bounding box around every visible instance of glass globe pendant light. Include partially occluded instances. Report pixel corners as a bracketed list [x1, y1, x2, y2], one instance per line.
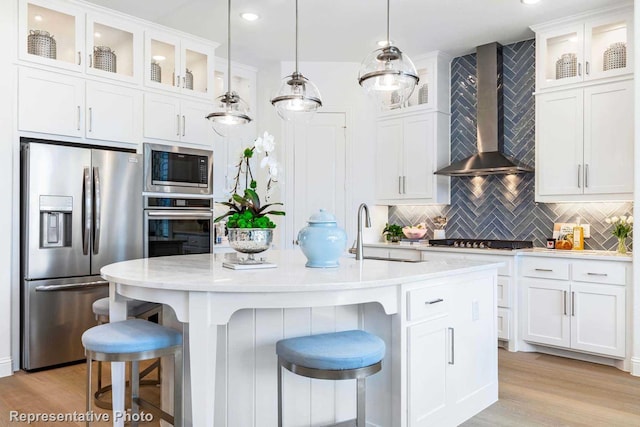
[358, 0, 419, 109]
[206, 0, 251, 136]
[270, 0, 322, 122]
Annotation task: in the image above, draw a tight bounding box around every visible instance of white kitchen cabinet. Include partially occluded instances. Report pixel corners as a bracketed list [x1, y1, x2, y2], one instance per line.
[143, 93, 215, 146]
[86, 11, 142, 84]
[144, 30, 215, 99]
[532, 6, 633, 90]
[520, 257, 626, 358]
[18, 67, 141, 144]
[406, 274, 497, 427]
[375, 111, 450, 204]
[535, 79, 633, 202]
[86, 81, 141, 144]
[19, 0, 84, 72]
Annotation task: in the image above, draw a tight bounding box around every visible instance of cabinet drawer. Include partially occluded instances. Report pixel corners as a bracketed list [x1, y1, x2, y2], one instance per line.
[407, 285, 449, 322]
[572, 261, 626, 286]
[497, 308, 510, 340]
[497, 277, 511, 308]
[521, 257, 570, 280]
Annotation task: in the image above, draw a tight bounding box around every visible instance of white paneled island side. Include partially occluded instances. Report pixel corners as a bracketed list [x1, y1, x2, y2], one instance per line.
[101, 251, 501, 427]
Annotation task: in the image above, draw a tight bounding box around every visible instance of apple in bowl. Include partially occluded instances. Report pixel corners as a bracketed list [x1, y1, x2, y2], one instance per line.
[402, 223, 427, 239]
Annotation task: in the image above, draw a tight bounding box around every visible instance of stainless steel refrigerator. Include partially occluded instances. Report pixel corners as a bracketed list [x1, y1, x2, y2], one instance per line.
[21, 141, 142, 370]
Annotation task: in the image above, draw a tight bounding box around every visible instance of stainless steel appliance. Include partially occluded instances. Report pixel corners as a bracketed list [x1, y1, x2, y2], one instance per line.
[21, 141, 142, 370]
[144, 197, 213, 257]
[143, 143, 213, 194]
[429, 239, 533, 250]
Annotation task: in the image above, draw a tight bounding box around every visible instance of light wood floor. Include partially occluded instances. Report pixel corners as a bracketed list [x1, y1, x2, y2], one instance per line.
[1, 350, 639, 426]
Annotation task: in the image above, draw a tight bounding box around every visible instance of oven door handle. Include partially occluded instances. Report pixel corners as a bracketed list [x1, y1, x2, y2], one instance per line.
[146, 210, 213, 219]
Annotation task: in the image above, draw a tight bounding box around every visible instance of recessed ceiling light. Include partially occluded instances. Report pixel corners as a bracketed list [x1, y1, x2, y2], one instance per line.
[94, 32, 101, 38]
[152, 55, 166, 61]
[241, 12, 259, 22]
[34, 15, 43, 21]
[377, 40, 394, 47]
[521, 0, 540, 4]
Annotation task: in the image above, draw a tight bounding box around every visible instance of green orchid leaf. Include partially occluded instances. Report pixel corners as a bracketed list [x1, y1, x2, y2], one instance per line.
[245, 188, 261, 210]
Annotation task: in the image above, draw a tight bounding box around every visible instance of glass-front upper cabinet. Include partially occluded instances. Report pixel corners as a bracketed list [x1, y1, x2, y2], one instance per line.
[86, 12, 142, 83]
[19, 0, 84, 72]
[534, 8, 633, 89]
[145, 30, 215, 99]
[214, 58, 257, 114]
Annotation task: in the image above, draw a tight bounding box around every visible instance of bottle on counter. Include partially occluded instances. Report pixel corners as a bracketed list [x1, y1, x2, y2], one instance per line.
[573, 217, 584, 251]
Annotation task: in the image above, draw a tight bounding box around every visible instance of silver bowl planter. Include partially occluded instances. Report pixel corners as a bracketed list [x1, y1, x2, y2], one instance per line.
[228, 228, 273, 259]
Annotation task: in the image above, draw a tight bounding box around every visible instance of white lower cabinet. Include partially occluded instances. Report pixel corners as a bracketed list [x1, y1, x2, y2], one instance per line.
[19, 66, 141, 143]
[520, 257, 626, 358]
[406, 275, 497, 426]
[143, 92, 214, 146]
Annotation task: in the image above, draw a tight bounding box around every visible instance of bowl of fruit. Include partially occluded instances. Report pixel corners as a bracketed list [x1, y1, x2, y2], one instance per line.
[402, 223, 428, 239]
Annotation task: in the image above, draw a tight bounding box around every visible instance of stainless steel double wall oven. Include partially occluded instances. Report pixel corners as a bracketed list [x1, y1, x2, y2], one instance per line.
[143, 143, 214, 258]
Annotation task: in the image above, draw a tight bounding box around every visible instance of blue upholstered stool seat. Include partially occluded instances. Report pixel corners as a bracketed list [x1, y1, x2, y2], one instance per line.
[92, 297, 159, 318]
[82, 319, 182, 354]
[276, 330, 385, 370]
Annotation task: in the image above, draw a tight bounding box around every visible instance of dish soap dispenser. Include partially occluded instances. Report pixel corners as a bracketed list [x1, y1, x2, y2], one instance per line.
[573, 217, 584, 251]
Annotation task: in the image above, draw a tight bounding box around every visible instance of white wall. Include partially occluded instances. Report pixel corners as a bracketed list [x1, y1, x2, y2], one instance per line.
[0, 0, 16, 376]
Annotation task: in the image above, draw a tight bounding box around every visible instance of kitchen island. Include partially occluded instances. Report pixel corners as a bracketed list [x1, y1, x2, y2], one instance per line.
[101, 251, 501, 427]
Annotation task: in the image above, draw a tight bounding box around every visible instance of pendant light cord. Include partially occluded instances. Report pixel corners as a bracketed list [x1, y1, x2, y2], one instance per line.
[295, 0, 299, 74]
[386, 0, 390, 44]
[227, 0, 232, 95]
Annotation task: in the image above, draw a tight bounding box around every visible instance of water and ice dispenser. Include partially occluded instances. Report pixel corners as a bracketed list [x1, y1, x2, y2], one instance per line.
[39, 195, 72, 248]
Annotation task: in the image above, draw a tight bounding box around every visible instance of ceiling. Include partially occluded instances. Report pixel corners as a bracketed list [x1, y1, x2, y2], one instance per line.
[85, 0, 629, 68]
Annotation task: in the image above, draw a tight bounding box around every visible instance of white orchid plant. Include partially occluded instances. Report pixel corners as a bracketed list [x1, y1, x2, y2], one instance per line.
[605, 215, 633, 239]
[215, 132, 285, 228]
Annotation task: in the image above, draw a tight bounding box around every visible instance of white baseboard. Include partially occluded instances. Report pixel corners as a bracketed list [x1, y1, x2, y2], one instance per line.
[630, 357, 640, 376]
[0, 357, 13, 378]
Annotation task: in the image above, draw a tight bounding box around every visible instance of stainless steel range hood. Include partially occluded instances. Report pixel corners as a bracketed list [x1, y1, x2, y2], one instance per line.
[435, 42, 534, 176]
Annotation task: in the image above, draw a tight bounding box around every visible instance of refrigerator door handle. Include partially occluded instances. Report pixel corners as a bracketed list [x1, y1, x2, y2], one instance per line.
[35, 280, 109, 292]
[83, 167, 92, 255]
[93, 166, 101, 255]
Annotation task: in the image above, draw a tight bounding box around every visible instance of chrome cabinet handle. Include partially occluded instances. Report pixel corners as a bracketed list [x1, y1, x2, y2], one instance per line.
[182, 115, 186, 137]
[89, 54, 93, 68]
[585, 164, 589, 188]
[425, 298, 444, 305]
[176, 75, 180, 87]
[93, 167, 101, 255]
[398, 176, 402, 194]
[78, 51, 81, 65]
[88, 107, 93, 132]
[577, 164, 581, 188]
[77, 106, 81, 130]
[403, 176, 406, 194]
[176, 114, 180, 136]
[585, 61, 590, 75]
[182, 76, 186, 88]
[82, 167, 91, 256]
[563, 291, 567, 315]
[448, 327, 455, 365]
[578, 63, 582, 76]
[587, 272, 608, 277]
[535, 268, 553, 272]
[571, 291, 575, 316]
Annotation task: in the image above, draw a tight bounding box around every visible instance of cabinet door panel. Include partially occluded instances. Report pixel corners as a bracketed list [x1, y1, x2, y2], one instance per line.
[181, 100, 215, 145]
[408, 316, 450, 427]
[376, 119, 403, 200]
[86, 82, 141, 143]
[522, 278, 571, 348]
[583, 80, 633, 195]
[403, 115, 434, 198]
[536, 89, 584, 196]
[570, 283, 625, 357]
[18, 68, 83, 137]
[143, 93, 180, 141]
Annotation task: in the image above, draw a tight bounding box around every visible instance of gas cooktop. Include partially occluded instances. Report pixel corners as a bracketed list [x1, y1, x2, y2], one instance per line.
[428, 239, 533, 250]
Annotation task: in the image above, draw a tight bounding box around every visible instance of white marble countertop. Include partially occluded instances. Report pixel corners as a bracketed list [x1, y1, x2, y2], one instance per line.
[101, 250, 502, 293]
[364, 242, 632, 262]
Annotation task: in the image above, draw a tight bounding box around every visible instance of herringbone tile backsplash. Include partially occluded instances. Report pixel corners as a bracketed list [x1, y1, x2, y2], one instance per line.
[389, 40, 633, 251]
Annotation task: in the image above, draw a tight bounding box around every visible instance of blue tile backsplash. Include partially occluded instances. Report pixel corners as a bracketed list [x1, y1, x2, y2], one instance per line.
[389, 39, 632, 250]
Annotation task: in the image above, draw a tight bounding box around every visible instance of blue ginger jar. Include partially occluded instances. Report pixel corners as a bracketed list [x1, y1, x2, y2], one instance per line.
[297, 209, 348, 268]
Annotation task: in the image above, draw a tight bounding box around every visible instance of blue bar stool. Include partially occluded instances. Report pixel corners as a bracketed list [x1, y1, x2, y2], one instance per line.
[91, 297, 163, 410]
[276, 330, 385, 427]
[82, 319, 183, 427]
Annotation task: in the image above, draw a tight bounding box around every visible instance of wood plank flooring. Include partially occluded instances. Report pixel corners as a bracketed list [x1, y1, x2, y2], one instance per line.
[1, 349, 639, 426]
